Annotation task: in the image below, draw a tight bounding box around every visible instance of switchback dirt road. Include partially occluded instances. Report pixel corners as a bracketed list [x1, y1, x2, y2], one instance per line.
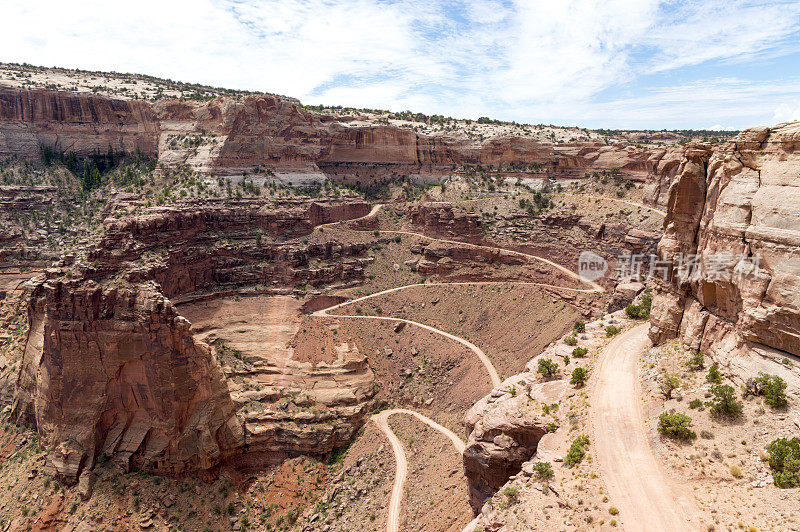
[590, 324, 700, 531]
[373, 409, 466, 532]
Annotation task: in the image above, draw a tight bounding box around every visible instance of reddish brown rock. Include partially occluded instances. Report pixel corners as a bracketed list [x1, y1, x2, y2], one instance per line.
[1, 86, 684, 188]
[649, 122, 800, 359]
[12, 280, 242, 482]
[0, 87, 158, 160]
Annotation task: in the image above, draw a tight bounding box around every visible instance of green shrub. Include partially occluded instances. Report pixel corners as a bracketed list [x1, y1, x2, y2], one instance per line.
[659, 374, 679, 399]
[688, 398, 703, 409]
[625, 305, 645, 320]
[537, 358, 559, 380]
[565, 435, 590, 467]
[564, 336, 578, 346]
[609, 506, 619, 516]
[573, 320, 585, 334]
[572, 347, 588, 357]
[709, 384, 743, 418]
[754, 372, 788, 409]
[624, 289, 653, 320]
[571, 367, 588, 388]
[502, 486, 519, 502]
[532, 461, 554, 480]
[706, 364, 722, 384]
[767, 437, 800, 488]
[658, 412, 696, 441]
[687, 351, 705, 370]
[605, 325, 620, 337]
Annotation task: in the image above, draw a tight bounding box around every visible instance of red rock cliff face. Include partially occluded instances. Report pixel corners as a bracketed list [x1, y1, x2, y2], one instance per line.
[1, 86, 676, 186]
[0, 87, 159, 160]
[649, 122, 800, 359]
[12, 280, 242, 482]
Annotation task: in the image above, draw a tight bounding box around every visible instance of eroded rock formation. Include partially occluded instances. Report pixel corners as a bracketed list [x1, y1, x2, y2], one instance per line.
[0, 86, 684, 186]
[0, 87, 158, 160]
[12, 280, 241, 483]
[7, 197, 378, 481]
[649, 122, 800, 360]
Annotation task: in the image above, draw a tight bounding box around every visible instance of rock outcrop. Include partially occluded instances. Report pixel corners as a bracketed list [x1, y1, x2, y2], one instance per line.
[6, 196, 377, 479]
[1, 86, 683, 187]
[463, 379, 557, 511]
[12, 280, 241, 482]
[0, 87, 158, 160]
[649, 122, 800, 360]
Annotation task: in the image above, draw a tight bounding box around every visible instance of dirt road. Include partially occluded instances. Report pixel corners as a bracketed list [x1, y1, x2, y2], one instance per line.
[373, 409, 466, 532]
[590, 324, 699, 531]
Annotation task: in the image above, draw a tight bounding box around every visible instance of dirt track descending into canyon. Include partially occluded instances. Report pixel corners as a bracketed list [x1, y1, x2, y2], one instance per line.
[372, 409, 466, 532]
[314, 202, 607, 531]
[590, 324, 700, 531]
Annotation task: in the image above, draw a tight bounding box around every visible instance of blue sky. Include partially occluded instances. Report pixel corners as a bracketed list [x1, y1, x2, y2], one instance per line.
[4, 0, 800, 129]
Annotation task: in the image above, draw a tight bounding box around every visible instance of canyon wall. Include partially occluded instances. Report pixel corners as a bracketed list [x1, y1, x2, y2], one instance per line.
[6, 198, 376, 480]
[1, 86, 671, 185]
[0, 87, 159, 160]
[12, 279, 242, 482]
[649, 122, 800, 360]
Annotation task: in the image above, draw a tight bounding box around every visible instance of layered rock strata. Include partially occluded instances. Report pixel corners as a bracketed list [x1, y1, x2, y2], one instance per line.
[649, 123, 800, 360]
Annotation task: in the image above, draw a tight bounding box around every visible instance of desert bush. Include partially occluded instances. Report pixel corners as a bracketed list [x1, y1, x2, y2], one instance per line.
[573, 320, 585, 333]
[564, 336, 578, 346]
[659, 374, 679, 399]
[572, 347, 588, 357]
[537, 358, 559, 380]
[532, 461, 554, 480]
[753, 372, 788, 409]
[565, 435, 590, 467]
[729, 465, 743, 478]
[609, 506, 619, 516]
[688, 399, 703, 409]
[687, 351, 705, 370]
[624, 289, 653, 320]
[767, 437, 800, 488]
[571, 367, 588, 388]
[709, 384, 743, 418]
[658, 412, 696, 441]
[503, 487, 519, 503]
[605, 325, 620, 337]
[706, 364, 722, 384]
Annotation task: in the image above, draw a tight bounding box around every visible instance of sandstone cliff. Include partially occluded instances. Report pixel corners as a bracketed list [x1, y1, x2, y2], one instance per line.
[0, 87, 158, 160]
[6, 197, 378, 480]
[649, 122, 800, 361]
[12, 280, 241, 482]
[0, 86, 676, 187]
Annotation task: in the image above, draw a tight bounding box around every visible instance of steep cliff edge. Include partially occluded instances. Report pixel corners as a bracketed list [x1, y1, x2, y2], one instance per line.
[0, 87, 159, 160]
[649, 122, 800, 360]
[1, 86, 672, 184]
[11, 279, 242, 482]
[4, 197, 378, 482]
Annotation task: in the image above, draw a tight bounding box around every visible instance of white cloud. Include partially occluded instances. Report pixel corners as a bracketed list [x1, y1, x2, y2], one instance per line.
[773, 103, 800, 123]
[2, 0, 800, 129]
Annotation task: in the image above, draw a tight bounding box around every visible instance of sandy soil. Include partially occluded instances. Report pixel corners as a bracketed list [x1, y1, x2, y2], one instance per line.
[591, 325, 699, 530]
[641, 338, 800, 531]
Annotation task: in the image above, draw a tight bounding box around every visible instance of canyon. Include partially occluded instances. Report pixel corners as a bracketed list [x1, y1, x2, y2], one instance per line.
[1, 85, 674, 194]
[1, 66, 798, 532]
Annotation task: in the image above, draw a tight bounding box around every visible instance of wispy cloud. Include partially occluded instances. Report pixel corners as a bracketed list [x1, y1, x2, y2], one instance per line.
[3, 0, 800, 129]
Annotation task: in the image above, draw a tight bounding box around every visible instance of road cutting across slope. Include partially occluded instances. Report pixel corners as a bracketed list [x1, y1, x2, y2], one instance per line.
[590, 324, 700, 531]
[313, 201, 606, 531]
[372, 409, 466, 532]
[316, 201, 677, 531]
